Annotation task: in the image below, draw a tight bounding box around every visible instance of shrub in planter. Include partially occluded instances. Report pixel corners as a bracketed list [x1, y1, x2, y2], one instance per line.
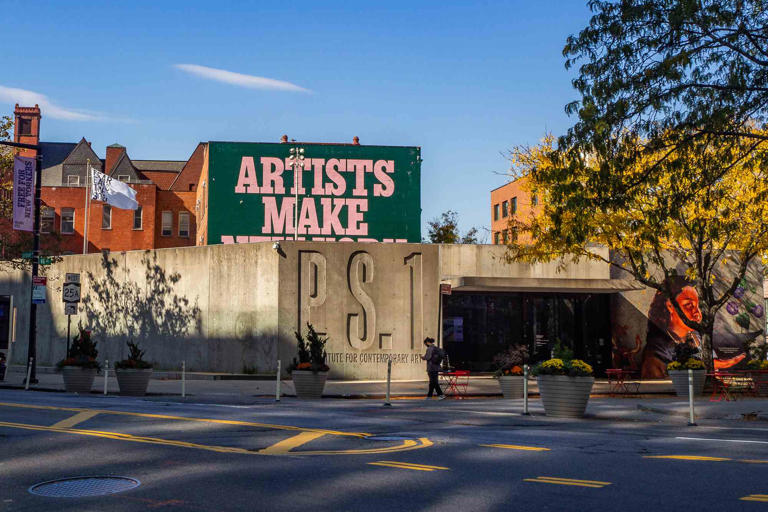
[56, 326, 100, 394]
[115, 341, 153, 396]
[532, 357, 595, 418]
[667, 358, 706, 397]
[493, 344, 529, 399]
[289, 323, 330, 399]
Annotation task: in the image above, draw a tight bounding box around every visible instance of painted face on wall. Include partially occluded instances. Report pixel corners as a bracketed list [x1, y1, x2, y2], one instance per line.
[665, 286, 702, 333]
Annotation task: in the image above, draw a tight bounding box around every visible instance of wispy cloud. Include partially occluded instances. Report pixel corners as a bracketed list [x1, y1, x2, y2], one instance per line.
[175, 64, 311, 93]
[0, 85, 105, 121]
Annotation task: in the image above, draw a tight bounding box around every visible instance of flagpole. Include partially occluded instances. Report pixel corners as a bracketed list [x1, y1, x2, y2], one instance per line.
[83, 159, 90, 254]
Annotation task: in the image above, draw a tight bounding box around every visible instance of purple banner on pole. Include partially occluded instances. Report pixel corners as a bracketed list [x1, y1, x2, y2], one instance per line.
[12, 156, 35, 232]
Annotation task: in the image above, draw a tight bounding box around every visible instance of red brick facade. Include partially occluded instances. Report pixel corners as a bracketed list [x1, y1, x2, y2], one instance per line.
[13, 105, 201, 255]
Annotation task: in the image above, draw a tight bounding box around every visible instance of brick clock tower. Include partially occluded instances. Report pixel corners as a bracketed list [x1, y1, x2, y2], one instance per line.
[13, 104, 41, 157]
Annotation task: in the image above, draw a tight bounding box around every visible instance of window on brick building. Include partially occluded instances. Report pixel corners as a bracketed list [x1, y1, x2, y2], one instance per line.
[493, 232, 499, 244]
[102, 205, 112, 229]
[133, 206, 143, 230]
[511, 197, 517, 215]
[532, 194, 538, 207]
[161, 211, 172, 236]
[41, 207, 54, 234]
[178, 212, 190, 238]
[67, 175, 80, 186]
[493, 204, 499, 221]
[19, 118, 32, 135]
[502, 230, 508, 244]
[502, 201, 509, 217]
[61, 208, 75, 234]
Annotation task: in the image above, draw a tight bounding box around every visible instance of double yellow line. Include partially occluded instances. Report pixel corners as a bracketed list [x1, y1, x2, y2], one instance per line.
[524, 476, 611, 488]
[368, 460, 449, 472]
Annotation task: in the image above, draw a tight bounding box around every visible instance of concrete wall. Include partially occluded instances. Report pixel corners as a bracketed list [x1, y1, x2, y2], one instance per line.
[0, 241, 611, 379]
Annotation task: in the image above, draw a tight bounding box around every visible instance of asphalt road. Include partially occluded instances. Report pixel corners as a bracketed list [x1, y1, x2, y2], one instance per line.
[2, 389, 768, 511]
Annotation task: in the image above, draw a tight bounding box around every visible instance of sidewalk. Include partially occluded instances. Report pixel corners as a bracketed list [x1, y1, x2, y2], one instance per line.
[3, 367, 768, 423]
[2, 365, 675, 398]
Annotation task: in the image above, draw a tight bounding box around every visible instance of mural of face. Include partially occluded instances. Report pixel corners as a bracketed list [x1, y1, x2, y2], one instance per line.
[665, 286, 702, 340]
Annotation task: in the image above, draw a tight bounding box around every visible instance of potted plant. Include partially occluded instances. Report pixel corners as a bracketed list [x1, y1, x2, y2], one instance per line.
[56, 326, 100, 394]
[115, 341, 153, 396]
[290, 323, 330, 399]
[493, 344, 529, 399]
[666, 344, 706, 397]
[532, 344, 594, 418]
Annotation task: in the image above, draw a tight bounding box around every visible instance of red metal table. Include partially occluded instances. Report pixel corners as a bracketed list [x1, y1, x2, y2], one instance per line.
[707, 372, 750, 401]
[606, 369, 640, 396]
[439, 370, 470, 399]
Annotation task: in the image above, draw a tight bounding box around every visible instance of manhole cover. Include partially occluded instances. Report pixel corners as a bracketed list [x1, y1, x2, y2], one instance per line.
[29, 476, 140, 498]
[367, 436, 415, 441]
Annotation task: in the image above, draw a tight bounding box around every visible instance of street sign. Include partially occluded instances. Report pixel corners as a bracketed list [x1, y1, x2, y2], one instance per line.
[21, 251, 33, 260]
[38, 257, 52, 265]
[32, 276, 46, 304]
[65, 273, 80, 283]
[64, 303, 77, 315]
[62, 282, 81, 303]
[440, 283, 452, 295]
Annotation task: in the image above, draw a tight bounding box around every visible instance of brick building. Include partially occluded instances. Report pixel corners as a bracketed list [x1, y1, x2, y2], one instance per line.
[12, 105, 200, 254]
[490, 177, 538, 244]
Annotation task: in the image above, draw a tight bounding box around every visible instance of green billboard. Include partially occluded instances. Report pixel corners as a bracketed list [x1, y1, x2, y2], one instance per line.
[206, 142, 421, 244]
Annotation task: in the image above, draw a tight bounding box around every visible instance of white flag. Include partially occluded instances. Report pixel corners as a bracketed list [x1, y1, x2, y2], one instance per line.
[90, 167, 138, 210]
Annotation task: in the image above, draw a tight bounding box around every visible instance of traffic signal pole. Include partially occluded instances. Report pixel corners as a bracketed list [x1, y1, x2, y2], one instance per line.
[2, 140, 42, 384]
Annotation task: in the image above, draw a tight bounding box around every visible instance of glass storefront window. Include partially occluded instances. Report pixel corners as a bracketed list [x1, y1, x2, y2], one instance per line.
[442, 292, 612, 375]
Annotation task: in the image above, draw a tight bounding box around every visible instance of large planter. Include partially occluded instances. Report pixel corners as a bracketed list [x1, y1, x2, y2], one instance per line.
[668, 369, 706, 397]
[292, 370, 328, 399]
[498, 375, 525, 399]
[116, 368, 153, 396]
[62, 366, 97, 394]
[537, 375, 595, 418]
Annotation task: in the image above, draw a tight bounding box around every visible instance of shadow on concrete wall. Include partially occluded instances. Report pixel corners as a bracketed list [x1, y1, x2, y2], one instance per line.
[82, 251, 202, 354]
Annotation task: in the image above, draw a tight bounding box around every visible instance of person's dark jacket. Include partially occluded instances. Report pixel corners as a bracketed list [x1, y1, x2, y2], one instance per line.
[422, 345, 441, 372]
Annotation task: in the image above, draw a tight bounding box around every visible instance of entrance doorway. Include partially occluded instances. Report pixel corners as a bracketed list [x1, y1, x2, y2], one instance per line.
[442, 292, 612, 375]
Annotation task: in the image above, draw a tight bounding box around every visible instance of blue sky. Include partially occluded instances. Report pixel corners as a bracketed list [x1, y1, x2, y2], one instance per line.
[4, 0, 591, 239]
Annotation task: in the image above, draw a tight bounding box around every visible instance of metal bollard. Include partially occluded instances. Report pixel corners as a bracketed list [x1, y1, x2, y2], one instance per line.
[275, 359, 281, 402]
[103, 360, 109, 395]
[181, 360, 186, 398]
[522, 364, 530, 415]
[384, 360, 392, 407]
[688, 368, 697, 426]
[25, 357, 33, 391]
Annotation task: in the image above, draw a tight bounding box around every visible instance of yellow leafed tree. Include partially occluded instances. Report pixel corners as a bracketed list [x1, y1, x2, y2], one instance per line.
[504, 132, 768, 370]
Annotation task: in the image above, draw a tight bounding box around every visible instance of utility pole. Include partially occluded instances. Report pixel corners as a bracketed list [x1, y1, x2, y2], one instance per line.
[2, 140, 42, 384]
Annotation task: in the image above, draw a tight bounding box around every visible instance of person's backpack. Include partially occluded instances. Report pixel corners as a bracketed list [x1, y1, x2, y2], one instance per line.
[431, 347, 445, 366]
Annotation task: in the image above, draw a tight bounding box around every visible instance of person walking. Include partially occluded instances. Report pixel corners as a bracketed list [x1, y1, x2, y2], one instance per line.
[421, 337, 445, 400]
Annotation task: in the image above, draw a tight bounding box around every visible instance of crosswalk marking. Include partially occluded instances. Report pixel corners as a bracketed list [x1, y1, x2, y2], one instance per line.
[741, 495, 768, 502]
[51, 411, 99, 429]
[480, 444, 550, 451]
[368, 460, 449, 472]
[523, 476, 611, 488]
[258, 431, 327, 455]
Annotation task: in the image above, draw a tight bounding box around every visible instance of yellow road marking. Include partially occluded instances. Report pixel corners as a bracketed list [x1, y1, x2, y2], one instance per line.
[742, 495, 768, 502]
[0, 421, 431, 456]
[0, 401, 368, 438]
[368, 460, 449, 471]
[259, 431, 327, 455]
[480, 443, 550, 451]
[644, 455, 731, 462]
[523, 476, 611, 488]
[741, 460, 768, 464]
[51, 411, 99, 429]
